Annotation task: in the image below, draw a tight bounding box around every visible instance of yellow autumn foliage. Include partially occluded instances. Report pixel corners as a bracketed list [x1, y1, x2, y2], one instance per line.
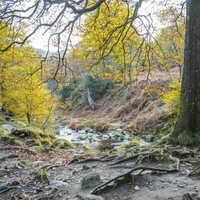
[71, 0, 142, 84]
[0, 23, 56, 125]
[161, 81, 181, 106]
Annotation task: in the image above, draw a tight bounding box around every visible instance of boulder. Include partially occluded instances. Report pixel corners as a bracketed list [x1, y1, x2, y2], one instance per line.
[5, 116, 11, 121]
[81, 172, 103, 189]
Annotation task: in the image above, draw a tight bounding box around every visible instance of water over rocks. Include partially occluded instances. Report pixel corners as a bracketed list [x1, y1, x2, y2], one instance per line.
[57, 125, 148, 150]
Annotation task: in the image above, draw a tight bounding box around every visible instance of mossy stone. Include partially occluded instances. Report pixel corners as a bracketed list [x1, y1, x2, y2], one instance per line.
[81, 172, 103, 189]
[51, 138, 73, 149]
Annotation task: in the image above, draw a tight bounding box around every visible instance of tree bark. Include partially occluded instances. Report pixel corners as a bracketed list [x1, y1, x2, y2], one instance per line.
[173, 0, 200, 145]
[87, 89, 95, 110]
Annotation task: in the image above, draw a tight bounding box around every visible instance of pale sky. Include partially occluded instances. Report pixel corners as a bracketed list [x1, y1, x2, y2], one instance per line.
[29, 0, 184, 51]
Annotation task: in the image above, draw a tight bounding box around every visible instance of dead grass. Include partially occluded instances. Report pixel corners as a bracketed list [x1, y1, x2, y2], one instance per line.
[130, 101, 167, 133]
[60, 68, 179, 134]
[68, 120, 84, 131]
[94, 121, 110, 132]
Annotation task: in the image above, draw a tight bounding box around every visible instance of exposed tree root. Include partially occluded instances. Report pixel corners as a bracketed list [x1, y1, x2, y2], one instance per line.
[108, 152, 175, 167]
[100, 155, 119, 162]
[182, 193, 194, 200]
[0, 154, 18, 161]
[108, 152, 153, 166]
[69, 157, 101, 164]
[181, 158, 200, 164]
[0, 181, 20, 194]
[75, 158, 102, 164]
[40, 164, 62, 171]
[109, 165, 135, 169]
[69, 155, 118, 164]
[188, 166, 200, 176]
[0, 186, 18, 194]
[92, 154, 180, 195]
[91, 164, 179, 195]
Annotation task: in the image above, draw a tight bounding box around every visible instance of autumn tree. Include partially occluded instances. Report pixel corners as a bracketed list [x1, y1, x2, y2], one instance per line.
[152, 7, 185, 79]
[0, 22, 24, 109]
[3, 49, 55, 125]
[0, 23, 55, 125]
[71, 0, 143, 85]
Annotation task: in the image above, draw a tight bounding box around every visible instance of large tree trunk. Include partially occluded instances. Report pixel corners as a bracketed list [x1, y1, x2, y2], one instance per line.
[173, 0, 200, 145]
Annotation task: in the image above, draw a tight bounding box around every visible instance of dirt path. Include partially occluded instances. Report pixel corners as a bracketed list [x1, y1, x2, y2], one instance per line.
[0, 146, 200, 200]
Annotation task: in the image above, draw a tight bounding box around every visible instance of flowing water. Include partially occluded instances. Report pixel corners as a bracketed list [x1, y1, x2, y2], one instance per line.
[57, 125, 149, 149]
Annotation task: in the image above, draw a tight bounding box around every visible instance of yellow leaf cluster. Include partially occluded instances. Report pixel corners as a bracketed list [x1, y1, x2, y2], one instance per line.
[161, 80, 181, 106]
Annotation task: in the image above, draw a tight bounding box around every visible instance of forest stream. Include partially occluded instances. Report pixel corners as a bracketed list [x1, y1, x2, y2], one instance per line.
[57, 124, 149, 149]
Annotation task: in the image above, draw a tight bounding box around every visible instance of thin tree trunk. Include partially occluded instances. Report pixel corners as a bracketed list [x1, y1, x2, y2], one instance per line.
[173, 0, 200, 145]
[87, 89, 95, 110]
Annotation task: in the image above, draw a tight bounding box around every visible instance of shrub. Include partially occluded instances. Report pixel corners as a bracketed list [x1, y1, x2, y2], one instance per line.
[69, 120, 84, 131]
[1, 135, 23, 145]
[59, 79, 78, 102]
[59, 86, 73, 102]
[0, 126, 4, 137]
[94, 121, 109, 132]
[83, 120, 94, 129]
[79, 73, 113, 102]
[33, 168, 50, 184]
[153, 81, 181, 144]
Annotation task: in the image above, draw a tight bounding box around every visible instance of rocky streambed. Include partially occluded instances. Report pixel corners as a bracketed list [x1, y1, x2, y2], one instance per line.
[57, 124, 149, 150]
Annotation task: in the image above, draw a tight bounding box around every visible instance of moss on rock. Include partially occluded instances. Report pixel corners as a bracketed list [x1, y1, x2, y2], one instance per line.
[125, 139, 141, 148]
[11, 127, 47, 139]
[0, 125, 73, 151]
[1, 135, 23, 145]
[51, 138, 73, 149]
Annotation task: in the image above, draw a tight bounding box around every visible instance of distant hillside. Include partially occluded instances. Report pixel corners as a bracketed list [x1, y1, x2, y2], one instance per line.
[35, 48, 47, 57]
[35, 48, 65, 57]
